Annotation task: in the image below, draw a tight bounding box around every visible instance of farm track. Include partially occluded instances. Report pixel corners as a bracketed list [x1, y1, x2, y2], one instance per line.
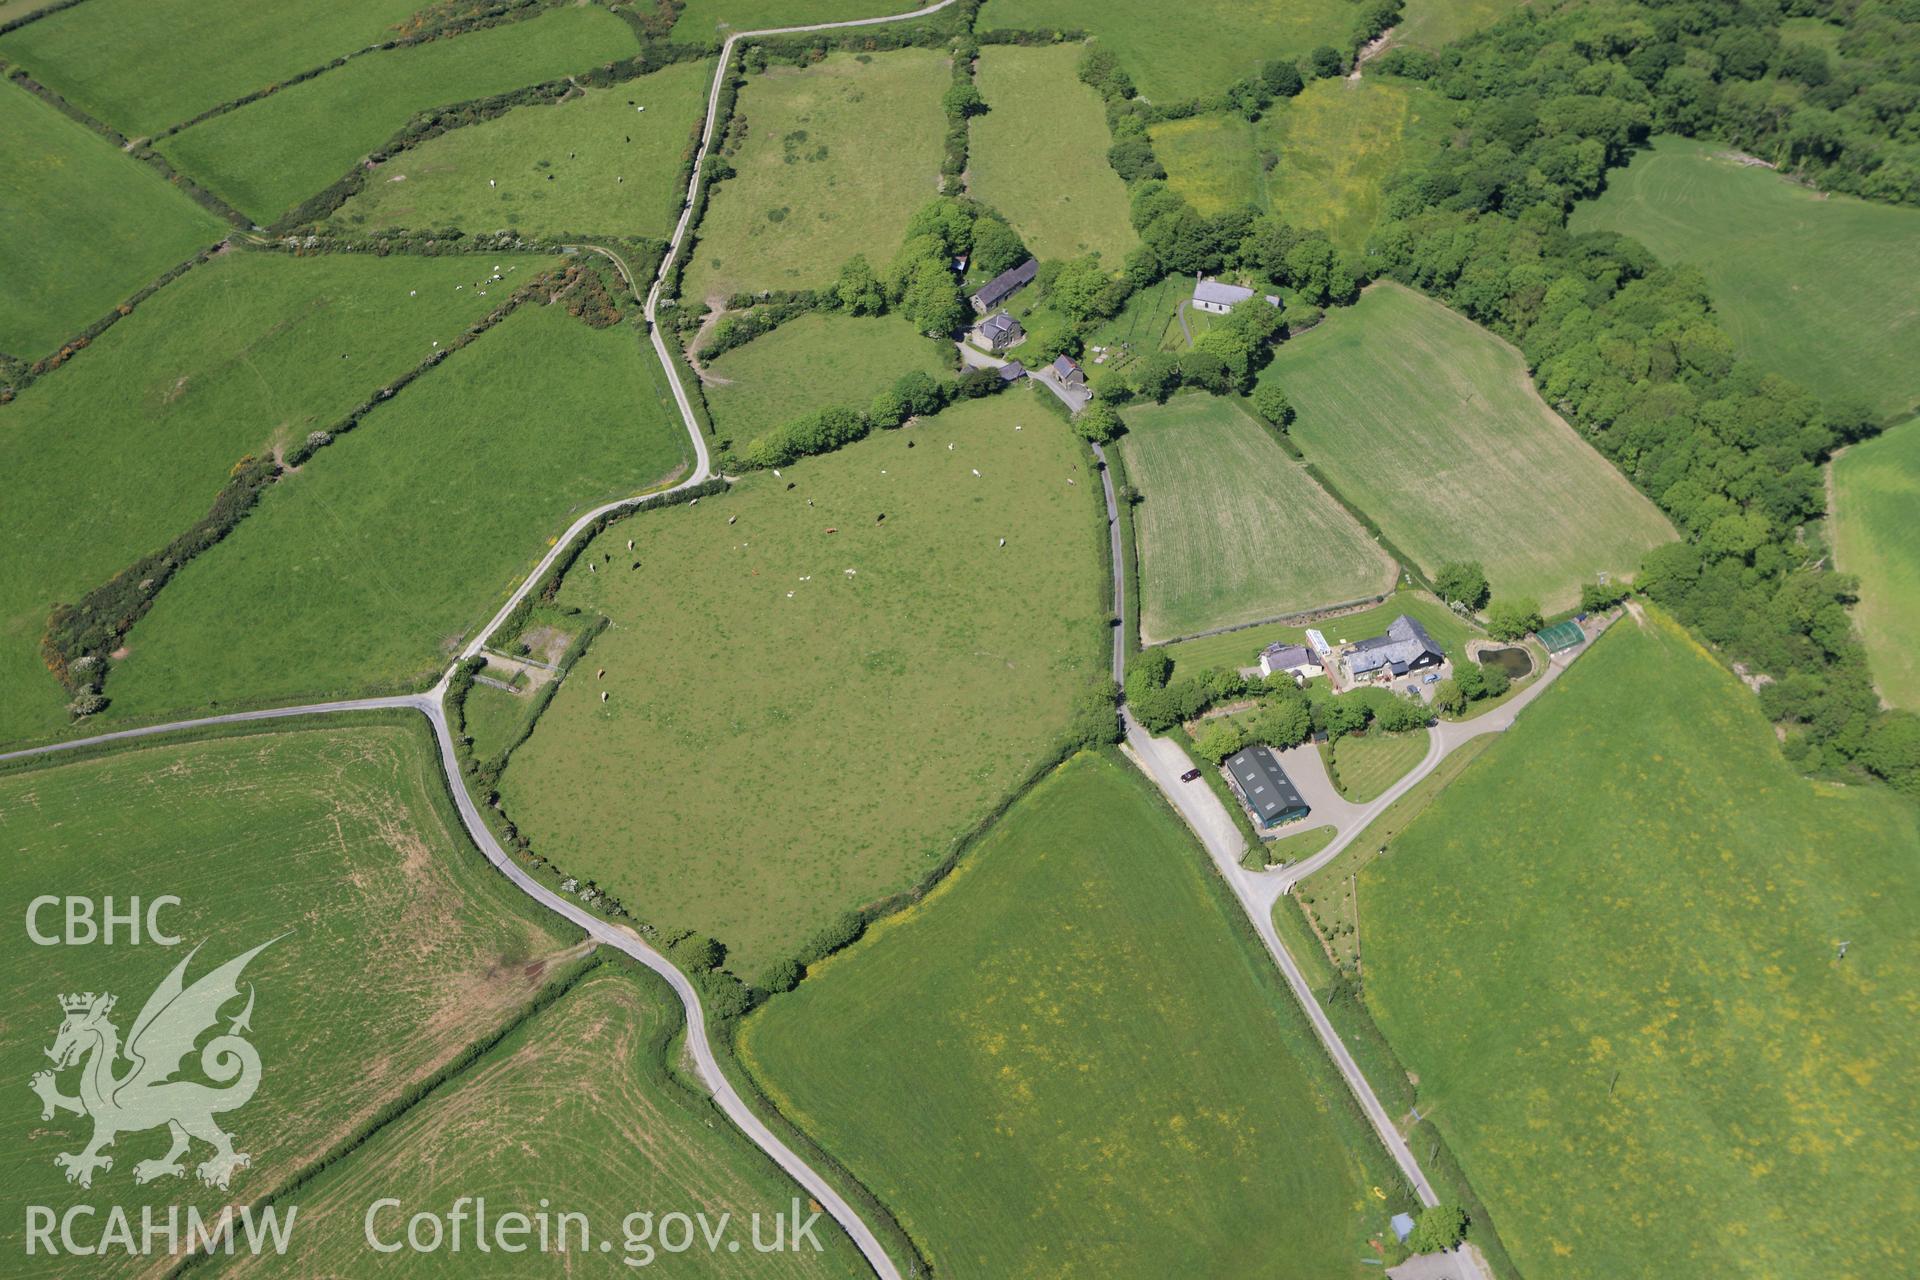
[6, 5, 966, 1277]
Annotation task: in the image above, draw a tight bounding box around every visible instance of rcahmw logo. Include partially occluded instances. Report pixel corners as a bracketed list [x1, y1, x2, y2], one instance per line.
[30, 937, 280, 1190]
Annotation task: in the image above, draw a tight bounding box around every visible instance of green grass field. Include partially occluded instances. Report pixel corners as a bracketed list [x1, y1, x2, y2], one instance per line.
[969, 44, 1135, 262]
[0, 251, 555, 748]
[230, 964, 867, 1278]
[157, 7, 637, 224]
[1328, 729, 1427, 802]
[741, 751, 1405, 1276]
[703, 312, 952, 440]
[976, 0, 1354, 103]
[1116, 394, 1397, 640]
[105, 300, 688, 720]
[682, 49, 948, 301]
[1151, 78, 1448, 250]
[0, 83, 224, 358]
[1392, 0, 1528, 49]
[1832, 419, 1920, 708]
[0, 0, 421, 137]
[328, 60, 713, 242]
[671, 0, 924, 43]
[1570, 136, 1920, 419]
[1358, 612, 1920, 1278]
[1160, 589, 1468, 679]
[0, 720, 579, 1265]
[1263, 283, 1674, 610]
[502, 396, 1105, 977]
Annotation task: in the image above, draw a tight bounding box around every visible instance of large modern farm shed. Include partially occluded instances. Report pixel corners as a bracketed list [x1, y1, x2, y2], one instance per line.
[1225, 746, 1311, 828]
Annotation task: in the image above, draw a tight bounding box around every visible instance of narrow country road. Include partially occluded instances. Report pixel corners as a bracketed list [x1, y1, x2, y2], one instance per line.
[7, 7, 972, 1277]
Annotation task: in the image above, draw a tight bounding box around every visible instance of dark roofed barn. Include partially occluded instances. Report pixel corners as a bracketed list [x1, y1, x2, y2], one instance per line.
[1224, 746, 1311, 828]
[1051, 354, 1086, 387]
[995, 360, 1027, 382]
[969, 257, 1038, 314]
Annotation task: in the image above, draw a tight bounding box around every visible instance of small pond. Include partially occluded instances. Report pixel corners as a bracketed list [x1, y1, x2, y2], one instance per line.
[1478, 646, 1534, 679]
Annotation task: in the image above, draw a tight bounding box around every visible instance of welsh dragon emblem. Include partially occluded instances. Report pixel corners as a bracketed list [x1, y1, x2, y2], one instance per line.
[30, 939, 278, 1190]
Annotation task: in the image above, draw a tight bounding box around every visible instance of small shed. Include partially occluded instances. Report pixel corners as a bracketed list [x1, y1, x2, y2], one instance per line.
[1391, 1212, 1417, 1243]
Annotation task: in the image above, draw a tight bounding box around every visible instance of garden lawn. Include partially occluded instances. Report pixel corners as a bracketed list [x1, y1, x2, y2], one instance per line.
[1160, 589, 1469, 679]
[223, 964, 867, 1279]
[0, 0, 421, 138]
[1570, 136, 1920, 419]
[1117, 395, 1397, 641]
[156, 6, 637, 224]
[703, 312, 952, 439]
[0, 83, 224, 358]
[1264, 282, 1674, 611]
[1151, 78, 1448, 250]
[1832, 419, 1920, 707]
[328, 60, 714, 242]
[976, 0, 1354, 103]
[682, 49, 947, 301]
[740, 751, 1404, 1277]
[672, 0, 925, 43]
[0, 720, 580, 1270]
[502, 396, 1106, 977]
[0, 251, 551, 749]
[1359, 611, 1920, 1279]
[1328, 729, 1426, 802]
[106, 300, 688, 719]
[969, 44, 1134, 262]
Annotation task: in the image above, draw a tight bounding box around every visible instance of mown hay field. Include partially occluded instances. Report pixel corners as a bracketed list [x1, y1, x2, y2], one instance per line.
[741, 751, 1407, 1277]
[502, 395, 1107, 978]
[1263, 282, 1675, 611]
[703, 313, 953, 441]
[0, 720, 581, 1270]
[1831, 419, 1920, 708]
[156, 6, 637, 224]
[0, 251, 555, 748]
[968, 43, 1135, 262]
[108, 299, 689, 720]
[1116, 394, 1396, 641]
[222, 964, 868, 1279]
[976, 0, 1354, 103]
[1359, 612, 1920, 1279]
[0, 83, 224, 358]
[1151, 77, 1449, 250]
[682, 49, 948, 302]
[0, 0, 421, 137]
[1570, 136, 1920, 419]
[329, 60, 714, 243]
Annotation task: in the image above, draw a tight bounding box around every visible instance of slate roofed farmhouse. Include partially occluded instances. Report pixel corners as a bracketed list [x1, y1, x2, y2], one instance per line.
[1224, 746, 1311, 827]
[1345, 614, 1445, 678]
[979, 311, 1024, 350]
[969, 257, 1038, 313]
[1192, 276, 1281, 315]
